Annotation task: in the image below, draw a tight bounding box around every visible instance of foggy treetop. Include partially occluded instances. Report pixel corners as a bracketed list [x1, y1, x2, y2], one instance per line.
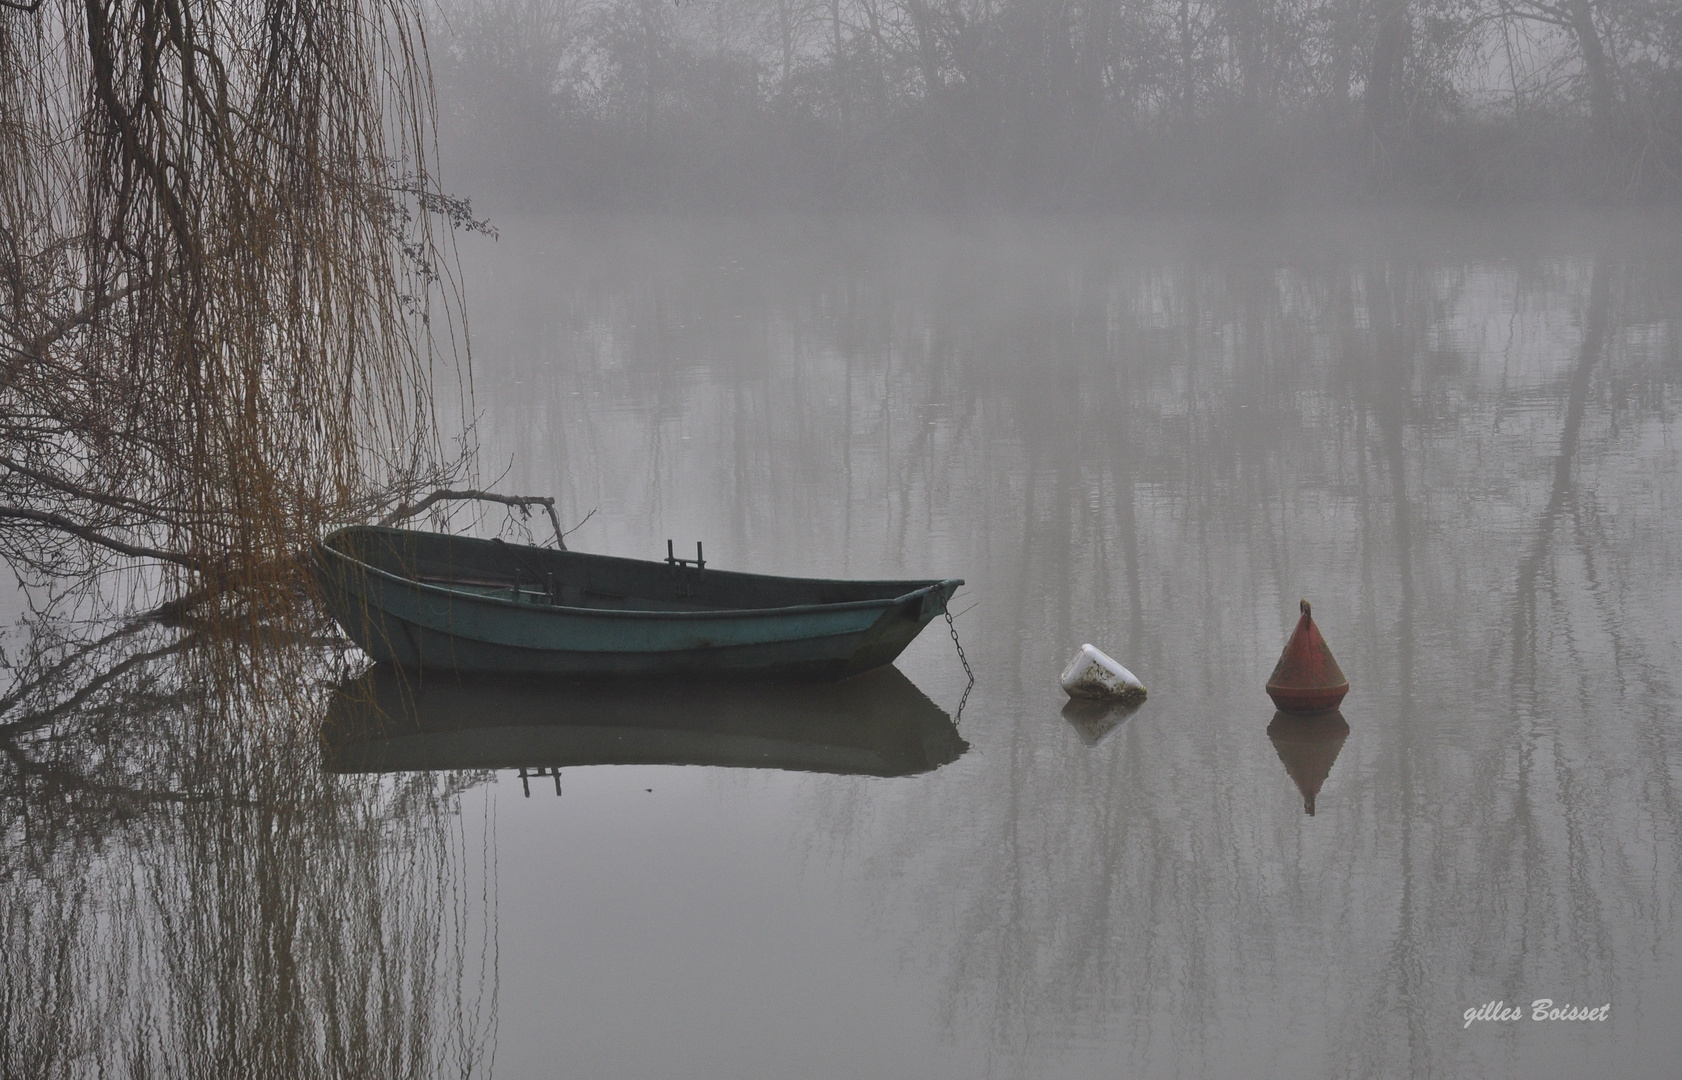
[434, 0, 1681, 206]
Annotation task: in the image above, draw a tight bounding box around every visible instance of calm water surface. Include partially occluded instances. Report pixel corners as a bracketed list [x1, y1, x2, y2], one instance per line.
[6, 211, 1682, 1079]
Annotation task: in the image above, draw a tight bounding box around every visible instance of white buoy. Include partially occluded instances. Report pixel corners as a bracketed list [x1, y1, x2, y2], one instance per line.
[1060, 644, 1147, 704]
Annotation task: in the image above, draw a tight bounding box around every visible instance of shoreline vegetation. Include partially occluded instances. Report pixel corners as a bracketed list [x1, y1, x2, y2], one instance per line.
[433, 0, 1682, 210]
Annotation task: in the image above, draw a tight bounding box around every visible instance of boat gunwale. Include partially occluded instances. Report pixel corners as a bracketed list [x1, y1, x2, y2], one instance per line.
[317, 530, 963, 622]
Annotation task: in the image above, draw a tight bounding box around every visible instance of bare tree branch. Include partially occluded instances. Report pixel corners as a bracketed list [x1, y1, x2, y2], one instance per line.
[0, 508, 202, 570]
[379, 490, 568, 549]
[0, 456, 212, 524]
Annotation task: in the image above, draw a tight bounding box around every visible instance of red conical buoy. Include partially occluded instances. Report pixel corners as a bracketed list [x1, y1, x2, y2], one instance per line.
[1265, 599, 1349, 714]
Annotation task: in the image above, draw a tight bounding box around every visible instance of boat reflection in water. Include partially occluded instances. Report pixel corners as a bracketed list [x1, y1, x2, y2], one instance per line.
[1060, 698, 1142, 747]
[1266, 710, 1350, 815]
[321, 664, 968, 781]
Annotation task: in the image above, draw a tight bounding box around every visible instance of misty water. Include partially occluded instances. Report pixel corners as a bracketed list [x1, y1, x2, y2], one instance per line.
[450, 210, 1682, 1079]
[8, 210, 1682, 1078]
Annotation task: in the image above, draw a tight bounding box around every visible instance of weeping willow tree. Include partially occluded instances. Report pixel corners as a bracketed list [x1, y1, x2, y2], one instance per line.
[0, 11, 503, 1073]
[0, 0, 482, 624]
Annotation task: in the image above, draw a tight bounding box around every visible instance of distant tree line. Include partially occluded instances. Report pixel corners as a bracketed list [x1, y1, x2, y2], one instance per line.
[433, 0, 1682, 206]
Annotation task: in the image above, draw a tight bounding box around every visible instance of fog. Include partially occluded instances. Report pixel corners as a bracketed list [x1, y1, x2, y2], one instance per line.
[4, 4, 1680, 1078]
[428, 0, 1682, 210]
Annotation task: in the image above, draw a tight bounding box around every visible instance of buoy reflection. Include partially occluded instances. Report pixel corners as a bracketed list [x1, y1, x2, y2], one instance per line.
[1266, 709, 1350, 815]
[1061, 698, 1141, 747]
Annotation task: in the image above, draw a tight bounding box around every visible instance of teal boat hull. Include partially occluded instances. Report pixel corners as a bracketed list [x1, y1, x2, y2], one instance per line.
[314, 526, 963, 680]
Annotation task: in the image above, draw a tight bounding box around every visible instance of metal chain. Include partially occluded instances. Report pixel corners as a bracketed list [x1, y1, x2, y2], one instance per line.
[944, 607, 975, 723]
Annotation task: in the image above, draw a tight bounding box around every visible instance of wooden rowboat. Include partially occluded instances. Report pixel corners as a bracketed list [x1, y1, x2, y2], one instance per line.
[314, 526, 963, 680]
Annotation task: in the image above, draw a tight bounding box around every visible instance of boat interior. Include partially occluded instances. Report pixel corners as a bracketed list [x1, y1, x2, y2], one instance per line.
[322, 526, 946, 612]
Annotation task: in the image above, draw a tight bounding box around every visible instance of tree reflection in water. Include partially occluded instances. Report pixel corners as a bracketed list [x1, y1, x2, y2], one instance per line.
[0, 618, 496, 1080]
[461, 217, 1682, 1073]
[829, 243, 1682, 1075]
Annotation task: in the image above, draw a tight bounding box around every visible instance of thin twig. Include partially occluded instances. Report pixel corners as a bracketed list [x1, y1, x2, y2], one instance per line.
[561, 507, 598, 540]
